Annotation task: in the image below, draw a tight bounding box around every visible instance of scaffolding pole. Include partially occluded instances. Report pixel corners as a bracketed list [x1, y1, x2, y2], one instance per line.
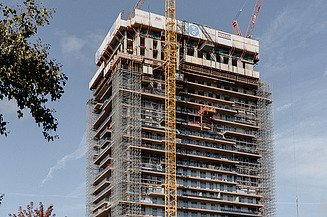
[256, 82, 276, 217]
[86, 99, 99, 217]
[111, 60, 142, 217]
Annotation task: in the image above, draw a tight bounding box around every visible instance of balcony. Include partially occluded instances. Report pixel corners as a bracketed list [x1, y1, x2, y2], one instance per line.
[93, 177, 111, 195]
[181, 62, 260, 87]
[180, 91, 235, 106]
[94, 113, 113, 139]
[145, 191, 262, 208]
[142, 126, 236, 146]
[213, 117, 259, 130]
[139, 145, 238, 165]
[94, 142, 112, 165]
[184, 80, 262, 102]
[93, 185, 112, 204]
[223, 129, 256, 139]
[93, 197, 111, 217]
[94, 166, 111, 185]
[99, 154, 112, 169]
[93, 97, 112, 129]
[142, 169, 237, 186]
[99, 138, 111, 149]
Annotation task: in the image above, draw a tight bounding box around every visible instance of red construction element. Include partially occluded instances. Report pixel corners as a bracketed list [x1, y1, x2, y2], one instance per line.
[198, 105, 216, 130]
[231, 0, 264, 38]
[246, 0, 264, 38]
[232, 20, 242, 36]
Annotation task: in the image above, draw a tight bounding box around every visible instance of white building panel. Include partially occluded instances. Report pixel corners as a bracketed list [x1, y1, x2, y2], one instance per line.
[149, 12, 165, 30]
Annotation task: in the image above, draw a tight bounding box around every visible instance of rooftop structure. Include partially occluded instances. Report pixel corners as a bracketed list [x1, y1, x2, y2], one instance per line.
[87, 9, 275, 217]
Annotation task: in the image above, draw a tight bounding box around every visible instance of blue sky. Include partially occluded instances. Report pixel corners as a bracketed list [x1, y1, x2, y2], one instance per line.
[0, 0, 326, 216]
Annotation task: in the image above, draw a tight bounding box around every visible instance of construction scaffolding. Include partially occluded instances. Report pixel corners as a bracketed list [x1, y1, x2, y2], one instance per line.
[86, 99, 99, 217]
[256, 82, 276, 217]
[88, 8, 275, 217]
[111, 60, 142, 217]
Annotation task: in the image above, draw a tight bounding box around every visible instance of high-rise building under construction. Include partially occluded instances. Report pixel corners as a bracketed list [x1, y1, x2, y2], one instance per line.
[87, 9, 275, 217]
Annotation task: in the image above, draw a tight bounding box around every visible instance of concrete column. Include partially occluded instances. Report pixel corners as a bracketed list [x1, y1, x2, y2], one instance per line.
[182, 39, 187, 59]
[133, 30, 140, 56]
[237, 60, 243, 68]
[177, 44, 180, 70]
[157, 40, 162, 60]
[194, 47, 198, 58]
[211, 52, 216, 62]
[245, 63, 254, 71]
[123, 31, 127, 53]
[145, 37, 153, 58]
[218, 55, 222, 63]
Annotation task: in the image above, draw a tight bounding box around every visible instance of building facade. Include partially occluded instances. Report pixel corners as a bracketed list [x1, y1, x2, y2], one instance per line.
[87, 9, 275, 217]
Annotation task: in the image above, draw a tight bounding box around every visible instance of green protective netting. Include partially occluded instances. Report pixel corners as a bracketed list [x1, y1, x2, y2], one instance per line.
[215, 47, 230, 55]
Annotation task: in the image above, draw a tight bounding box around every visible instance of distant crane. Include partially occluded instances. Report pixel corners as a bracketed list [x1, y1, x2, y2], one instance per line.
[232, 0, 248, 36]
[129, 0, 146, 19]
[232, 0, 264, 38]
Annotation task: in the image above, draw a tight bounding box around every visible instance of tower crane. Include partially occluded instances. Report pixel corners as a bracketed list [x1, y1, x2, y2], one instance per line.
[129, 0, 177, 215]
[232, 0, 264, 38]
[129, 0, 145, 20]
[130, 1, 263, 217]
[164, 0, 177, 216]
[232, 0, 248, 36]
[246, 0, 264, 38]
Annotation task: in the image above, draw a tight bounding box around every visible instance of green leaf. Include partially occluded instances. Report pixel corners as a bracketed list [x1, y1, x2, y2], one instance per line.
[0, 0, 67, 141]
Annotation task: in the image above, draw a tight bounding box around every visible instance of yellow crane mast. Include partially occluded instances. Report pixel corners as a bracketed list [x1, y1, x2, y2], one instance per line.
[164, 0, 177, 216]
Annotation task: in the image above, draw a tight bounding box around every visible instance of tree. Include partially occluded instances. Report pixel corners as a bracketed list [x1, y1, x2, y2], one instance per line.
[0, 0, 68, 141]
[0, 193, 4, 206]
[8, 202, 56, 217]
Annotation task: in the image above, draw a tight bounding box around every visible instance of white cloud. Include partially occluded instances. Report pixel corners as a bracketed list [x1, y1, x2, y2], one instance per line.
[86, 32, 104, 48]
[0, 99, 31, 120]
[276, 103, 292, 112]
[0, 99, 17, 114]
[67, 182, 86, 198]
[41, 132, 87, 185]
[261, 0, 326, 49]
[260, 0, 327, 74]
[6, 192, 82, 199]
[275, 113, 327, 188]
[323, 69, 327, 78]
[276, 135, 327, 187]
[55, 30, 105, 63]
[319, 203, 327, 213]
[60, 35, 86, 54]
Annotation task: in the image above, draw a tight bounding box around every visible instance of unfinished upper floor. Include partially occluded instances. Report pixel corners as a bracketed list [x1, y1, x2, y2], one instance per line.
[90, 9, 261, 90]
